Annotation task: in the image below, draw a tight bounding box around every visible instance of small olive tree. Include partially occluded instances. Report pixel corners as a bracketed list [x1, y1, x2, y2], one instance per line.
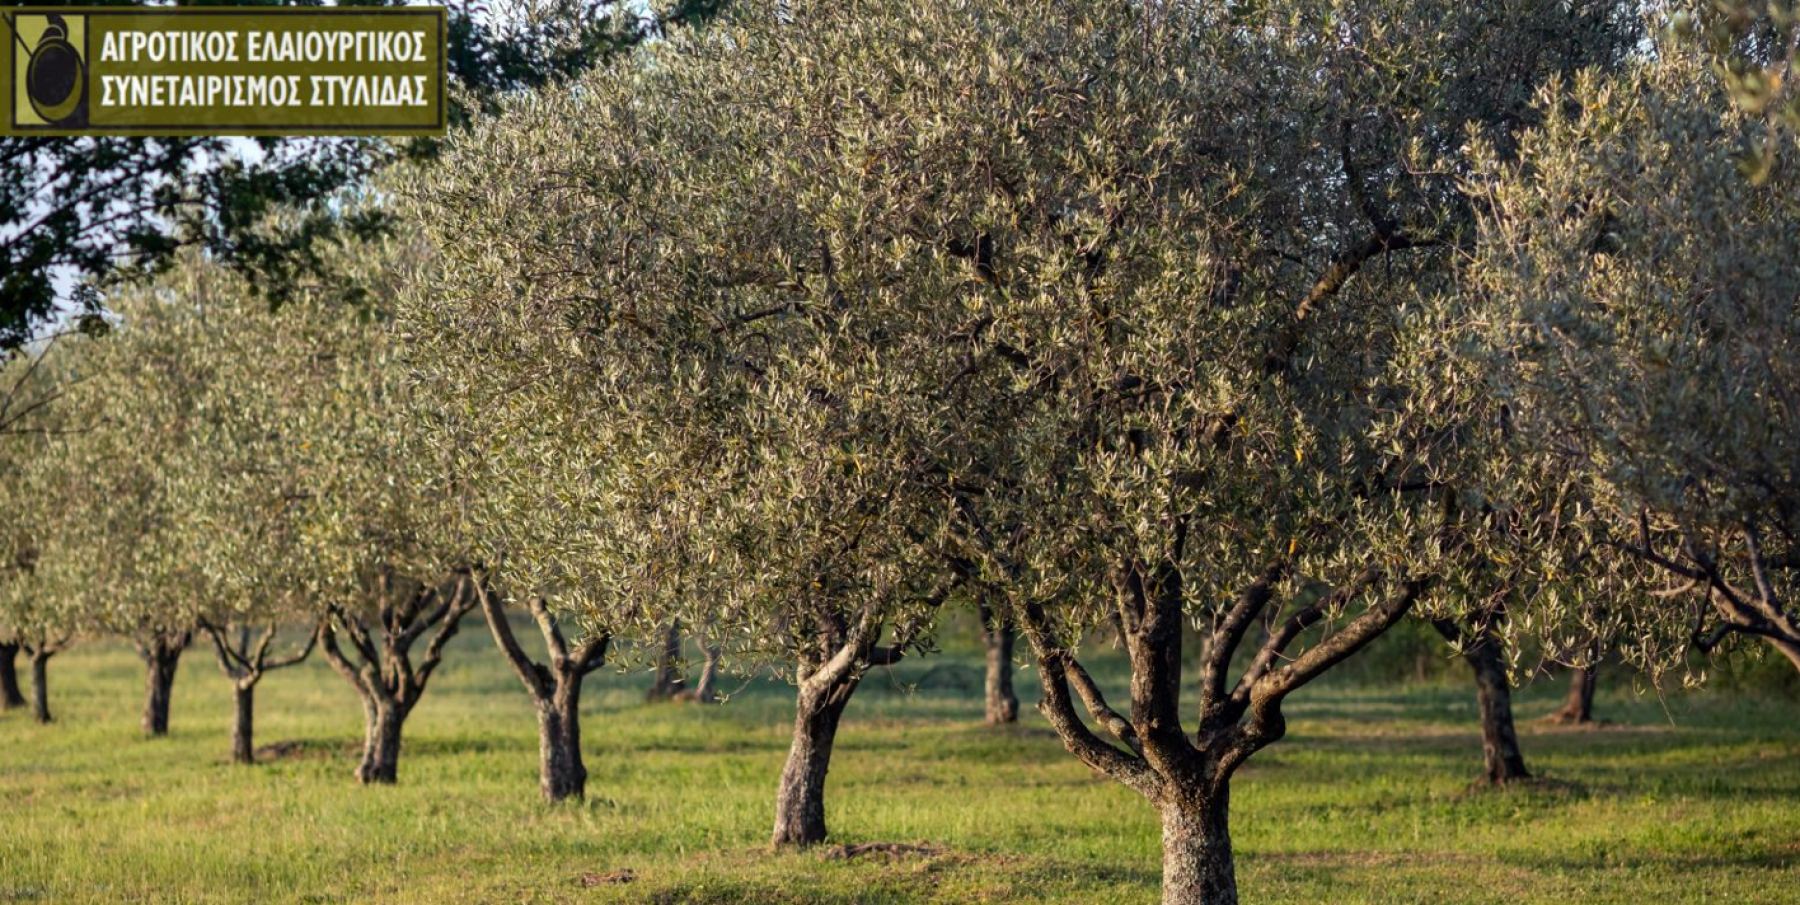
[393, 248, 690, 801]
[291, 233, 482, 786]
[58, 280, 253, 738]
[117, 256, 327, 763]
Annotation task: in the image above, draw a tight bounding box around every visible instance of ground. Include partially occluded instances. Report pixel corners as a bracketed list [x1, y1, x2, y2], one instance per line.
[1, 626, 1796, 904]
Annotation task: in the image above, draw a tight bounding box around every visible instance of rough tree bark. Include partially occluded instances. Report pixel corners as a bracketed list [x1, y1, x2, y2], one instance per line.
[645, 619, 685, 701]
[0, 641, 24, 710]
[135, 629, 192, 737]
[475, 581, 610, 802]
[201, 621, 316, 764]
[1548, 664, 1597, 725]
[1434, 620, 1530, 784]
[771, 673, 856, 846]
[1016, 561, 1428, 904]
[769, 602, 936, 848]
[1159, 785, 1236, 905]
[978, 599, 1018, 725]
[318, 570, 476, 785]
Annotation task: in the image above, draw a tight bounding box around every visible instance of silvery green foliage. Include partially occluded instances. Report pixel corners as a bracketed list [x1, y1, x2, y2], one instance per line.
[98, 250, 369, 636]
[35, 291, 216, 648]
[1467, 32, 1800, 678]
[0, 344, 90, 652]
[274, 229, 474, 620]
[413, 0, 1638, 689]
[28, 225, 462, 648]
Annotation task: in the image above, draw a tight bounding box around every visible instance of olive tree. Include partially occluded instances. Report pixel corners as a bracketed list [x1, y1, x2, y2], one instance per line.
[283, 234, 483, 786]
[392, 249, 693, 801]
[41, 291, 230, 738]
[1466, 28, 1800, 680]
[115, 257, 329, 764]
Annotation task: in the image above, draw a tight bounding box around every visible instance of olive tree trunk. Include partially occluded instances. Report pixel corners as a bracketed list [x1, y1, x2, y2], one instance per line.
[1159, 786, 1237, 905]
[692, 634, 723, 704]
[318, 570, 477, 786]
[978, 601, 1018, 725]
[1548, 664, 1597, 725]
[0, 642, 24, 710]
[29, 648, 52, 724]
[646, 619, 685, 701]
[231, 684, 256, 764]
[475, 581, 610, 802]
[137, 632, 190, 737]
[356, 699, 406, 784]
[771, 677, 855, 847]
[766, 600, 934, 848]
[1434, 620, 1530, 784]
[202, 620, 316, 766]
[537, 683, 586, 801]
[1017, 566, 1426, 905]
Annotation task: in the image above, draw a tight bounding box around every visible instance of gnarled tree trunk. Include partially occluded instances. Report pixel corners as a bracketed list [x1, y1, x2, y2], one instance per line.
[137, 631, 190, 737]
[765, 594, 938, 848]
[978, 600, 1018, 725]
[1015, 564, 1426, 905]
[1159, 785, 1237, 905]
[1548, 664, 1597, 725]
[771, 677, 855, 847]
[537, 683, 586, 801]
[0, 642, 24, 710]
[357, 699, 405, 784]
[319, 570, 477, 787]
[475, 581, 610, 802]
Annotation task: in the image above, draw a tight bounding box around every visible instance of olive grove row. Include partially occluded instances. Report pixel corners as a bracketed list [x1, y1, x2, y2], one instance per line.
[4, 2, 1798, 903]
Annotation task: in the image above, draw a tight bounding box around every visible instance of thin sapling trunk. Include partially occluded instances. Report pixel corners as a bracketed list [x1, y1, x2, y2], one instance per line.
[202, 620, 316, 764]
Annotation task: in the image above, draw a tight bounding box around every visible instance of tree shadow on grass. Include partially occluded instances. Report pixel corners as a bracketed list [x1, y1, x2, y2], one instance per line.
[611, 845, 1156, 905]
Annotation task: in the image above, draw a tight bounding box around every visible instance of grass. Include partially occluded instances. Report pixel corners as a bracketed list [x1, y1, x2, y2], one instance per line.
[1, 623, 1797, 904]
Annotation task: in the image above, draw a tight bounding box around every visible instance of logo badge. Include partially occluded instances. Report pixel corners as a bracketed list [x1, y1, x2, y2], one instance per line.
[13, 13, 87, 127]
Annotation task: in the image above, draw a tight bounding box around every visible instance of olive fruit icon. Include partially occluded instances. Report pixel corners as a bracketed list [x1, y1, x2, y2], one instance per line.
[25, 15, 86, 126]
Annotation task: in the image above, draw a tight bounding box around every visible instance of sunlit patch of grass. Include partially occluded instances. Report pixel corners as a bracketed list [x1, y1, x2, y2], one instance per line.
[1, 626, 1796, 903]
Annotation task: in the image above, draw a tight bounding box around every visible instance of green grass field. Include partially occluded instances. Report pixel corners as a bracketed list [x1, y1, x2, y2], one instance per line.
[2, 624, 1797, 904]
